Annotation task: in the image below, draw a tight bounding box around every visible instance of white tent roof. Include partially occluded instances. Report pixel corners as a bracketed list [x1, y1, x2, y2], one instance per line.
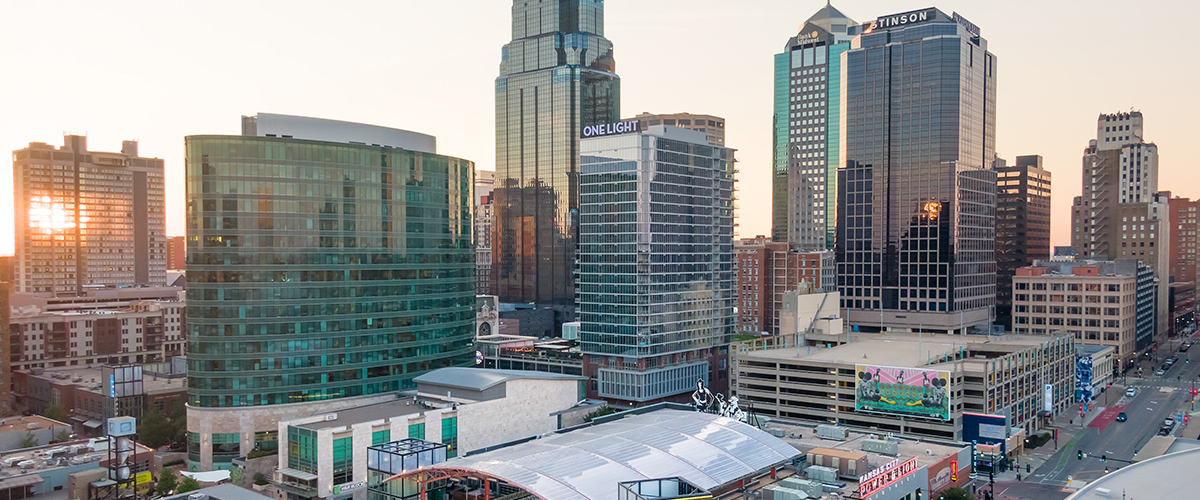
[432, 409, 798, 500]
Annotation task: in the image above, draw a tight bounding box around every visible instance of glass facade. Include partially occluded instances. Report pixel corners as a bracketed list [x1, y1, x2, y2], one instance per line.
[288, 427, 318, 474]
[440, 416, 457, 458]
[578, 129, 735, 401]
[837, 9, 997, 332]
[367, 439, 448, 500]
[184, 136, 476, 409]
[494, 0, 621, 312]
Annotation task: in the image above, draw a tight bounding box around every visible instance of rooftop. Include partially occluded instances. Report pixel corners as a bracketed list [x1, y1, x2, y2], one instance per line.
[1076, 344, 1114, 356]
[767, 421, 966, 473]
[414, 409, 798, 500]
[20, 367, 186, 396]
[243, 113, 436, 154]
[1066, 447, 1200, 500]
[0, 437, 152, 483]
[740, 332, 1062, 369]
[412, 367, 584, 392]
[161, 484, 275, 500]
[0, 416, 68, 434]
[294, 398, 448, 431]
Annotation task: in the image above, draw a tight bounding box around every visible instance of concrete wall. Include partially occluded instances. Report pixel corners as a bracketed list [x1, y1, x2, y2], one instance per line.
[457, 378, 578, 454]
[0, 427, 63, 451]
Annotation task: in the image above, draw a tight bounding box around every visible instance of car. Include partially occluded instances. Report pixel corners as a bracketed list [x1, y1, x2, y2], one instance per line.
[1116, 412, 1127, 422]
[1126, 387, 1137, 397]
[1166, 358, 1177, 365]
[1157, 368, 1167, 376]
[1159, 426, 1172, 436]
[1181, 344, 1191, 353]
[1166, 418, 1176, 427]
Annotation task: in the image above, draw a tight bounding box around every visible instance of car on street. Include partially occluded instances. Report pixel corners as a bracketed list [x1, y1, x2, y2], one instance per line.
[1181, 344, 1191, 353]
[1166, 418, 1175, 427]
[1157, 367, 1167, 376]
[1126, 387, 1137, 397]
[1116, 412, 1127, 422]
[1166, 358, 1177, 365]
[1159, 426, 1172, 436]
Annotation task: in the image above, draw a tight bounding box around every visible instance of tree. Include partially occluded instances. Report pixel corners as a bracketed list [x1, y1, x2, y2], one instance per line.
[156, 469, 179, 496]
[42, 406, 68, 423]
[138, 405, 174, 449]
[252, 473, 269, 486]
[937, 487, 973, 500]
[19, 431, 38, 448]
[52, 429, 71, 444]
[583, 405, 618, 423]
[229, 467, 245, 486]
[177, 477, 200, 494]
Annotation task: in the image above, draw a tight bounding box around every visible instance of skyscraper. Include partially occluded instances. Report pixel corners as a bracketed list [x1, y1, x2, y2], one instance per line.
[493, 0, 621, 327]
[1168, 196, 1198, 285]
[0, 256, 12, 415]
[837, 8, 997, 334]
[629, 112, 725, 146]
[475, 171, 495, 295]
[578, 124, 735, 403]
[772, 3, 858, 249]
[184, 113, 475, 470]
[12, 137, 166, 294]
[1071, 111, 1169, 343]
[995, 155, 1051, 329]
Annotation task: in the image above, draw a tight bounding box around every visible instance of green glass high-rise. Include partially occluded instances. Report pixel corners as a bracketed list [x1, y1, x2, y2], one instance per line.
[184, 113, 475, 470]
[493, 0, 620, 323]
[772, 4, 857, 250]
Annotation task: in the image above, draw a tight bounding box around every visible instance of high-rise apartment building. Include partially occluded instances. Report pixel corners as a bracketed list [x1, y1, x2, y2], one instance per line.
[994, 155, 1051, 329]
[13, 137, 166, 294]
[1071, 111, 1169, 343]
[837, 8, 997, 334]
[1168, 196, 1198, 285]
[9, 294, 185, 369]
[772, 4, 858, 249]
[475, 171, 495, 295]
[0, 256, 12, 414]
[578, 124, 735, 403]
[493, 0, 621, 327]
[735, 238, 834, 335]
[184, 113, 475, 470]
[1011, 259, 1153, 369]
[629, 112, 725, 146]
[166, 236, 186, 270]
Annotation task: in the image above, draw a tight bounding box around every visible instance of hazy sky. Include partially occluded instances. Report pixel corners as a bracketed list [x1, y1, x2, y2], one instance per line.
[2, 0, 1198, 257]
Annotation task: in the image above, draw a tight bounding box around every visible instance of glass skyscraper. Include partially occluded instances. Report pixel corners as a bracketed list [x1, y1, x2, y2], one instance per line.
[837, 8, 997, 334]
[184, 114, 475, 470]
[578, 125, 735, 403]
[772, 4, 858, 250]
[494, 0, 621, 324]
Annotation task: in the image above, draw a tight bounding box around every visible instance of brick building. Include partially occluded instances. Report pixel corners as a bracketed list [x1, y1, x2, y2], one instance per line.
[735, 236, 834, 336]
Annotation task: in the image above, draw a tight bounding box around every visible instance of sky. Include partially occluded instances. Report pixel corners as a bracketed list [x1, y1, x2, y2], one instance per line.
[2, 0, 1198, 257]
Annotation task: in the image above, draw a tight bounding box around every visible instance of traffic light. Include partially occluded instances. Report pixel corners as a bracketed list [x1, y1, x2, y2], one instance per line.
[1101, 455, 1107, 462]
[1078, 450, 1083, 460]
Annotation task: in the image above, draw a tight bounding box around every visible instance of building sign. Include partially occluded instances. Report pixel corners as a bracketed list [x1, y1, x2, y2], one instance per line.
[928, 455, 969, 495]
[1044, 384, 1054, 413]
[1076, 356, 1094, 403]
[855, 365, 951, 420]
[868, 8, 937, 32]
[952, 12, 980, 37]
[582, 120, 639, 139]
[859, 456, 919, 498]
[333, 482, 365, 494]
[978, 423, 1006, 440]
[962, 413, 1008, 450]
[795, 29, 821, 43]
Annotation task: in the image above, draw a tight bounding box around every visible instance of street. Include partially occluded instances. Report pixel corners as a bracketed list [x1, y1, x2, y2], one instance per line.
[1024, 334, 1200, 494]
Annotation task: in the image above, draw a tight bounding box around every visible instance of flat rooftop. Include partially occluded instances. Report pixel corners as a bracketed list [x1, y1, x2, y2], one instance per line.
[768, 420, 966, 475]
[741, 332, 1066, 369]
[1069, 447, 1200, 499]
[294, 398, 450, 431]
[0, 416, 67, 434]
[0, 437, 152, 482]
[22, 367, 186, 395]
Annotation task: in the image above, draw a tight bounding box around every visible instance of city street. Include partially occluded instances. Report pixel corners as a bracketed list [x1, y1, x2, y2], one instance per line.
[1025, 334, 1200, 493]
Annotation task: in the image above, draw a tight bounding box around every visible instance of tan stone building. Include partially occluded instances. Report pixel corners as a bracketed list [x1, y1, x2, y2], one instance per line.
[629, 112, 725, 146]
[1010, 259, 1150, 368]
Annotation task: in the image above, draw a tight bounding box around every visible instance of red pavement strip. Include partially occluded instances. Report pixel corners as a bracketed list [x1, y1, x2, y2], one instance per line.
[1088, 404, 1126, 432]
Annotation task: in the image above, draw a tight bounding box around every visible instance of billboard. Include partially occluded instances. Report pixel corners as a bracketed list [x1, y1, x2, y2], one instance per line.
[855, 364, 951, 420]
[962, 413, 1009, 451]
[1075, 356, 1094, 403]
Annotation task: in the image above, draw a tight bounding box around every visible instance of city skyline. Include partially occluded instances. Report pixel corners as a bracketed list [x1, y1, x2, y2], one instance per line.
[2, 0, 1198, 257]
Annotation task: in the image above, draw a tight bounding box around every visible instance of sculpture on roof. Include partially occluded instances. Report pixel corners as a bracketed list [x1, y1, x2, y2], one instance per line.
[691, 378, 748, 423]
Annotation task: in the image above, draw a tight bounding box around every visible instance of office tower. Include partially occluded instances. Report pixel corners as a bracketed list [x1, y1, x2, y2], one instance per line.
[772, 3, 858, 248]
[994, 155, 1051, 329]
[837, 8, 997, 334]
[0, 256, 11, 414]
[1071, 111, 1168, 343]
[1012, 258, 1153, 369]
[184, 113, 475, 470]
[735, 237, 834, 335]
[13, 137, 166, 294]
[475, 171, 495, 295]
[494, 0, 621, 328]
[1168, 196, 1198, 285]
[578, 124, 735, 403]
[629, 112, 725, 146]
[166, 235, 186, 270]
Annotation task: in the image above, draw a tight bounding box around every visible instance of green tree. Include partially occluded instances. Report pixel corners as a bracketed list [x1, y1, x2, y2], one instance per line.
[177, 477, 201, 494]
[229, 467, 245, 486]
[937, 487, 973, 500]
[138, 405, 173, 449]
[43, 406, 68, 423]
[19, 431, 38, 448]
[583, 405, 618, 422]
[52, 429, 71, 444]
[156, 469, 178, 496]
[252, 473, 269, 486]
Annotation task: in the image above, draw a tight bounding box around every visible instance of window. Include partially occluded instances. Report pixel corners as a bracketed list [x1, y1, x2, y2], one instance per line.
[372, 429, 390, 446]
[442, 416, 458, 458]
[288, 427, 318, 473]
[409, 422, 425, 440]
[332, 437, 353, 485]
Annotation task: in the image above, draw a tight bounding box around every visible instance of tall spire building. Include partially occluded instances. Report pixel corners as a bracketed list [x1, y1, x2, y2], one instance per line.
[772, 3, 858, 249]
[493, 0, 621, 326]
[836, 8, 998, 333]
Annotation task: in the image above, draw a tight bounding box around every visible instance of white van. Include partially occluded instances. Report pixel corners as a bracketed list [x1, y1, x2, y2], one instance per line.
[1126, 387, 1137, 397]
